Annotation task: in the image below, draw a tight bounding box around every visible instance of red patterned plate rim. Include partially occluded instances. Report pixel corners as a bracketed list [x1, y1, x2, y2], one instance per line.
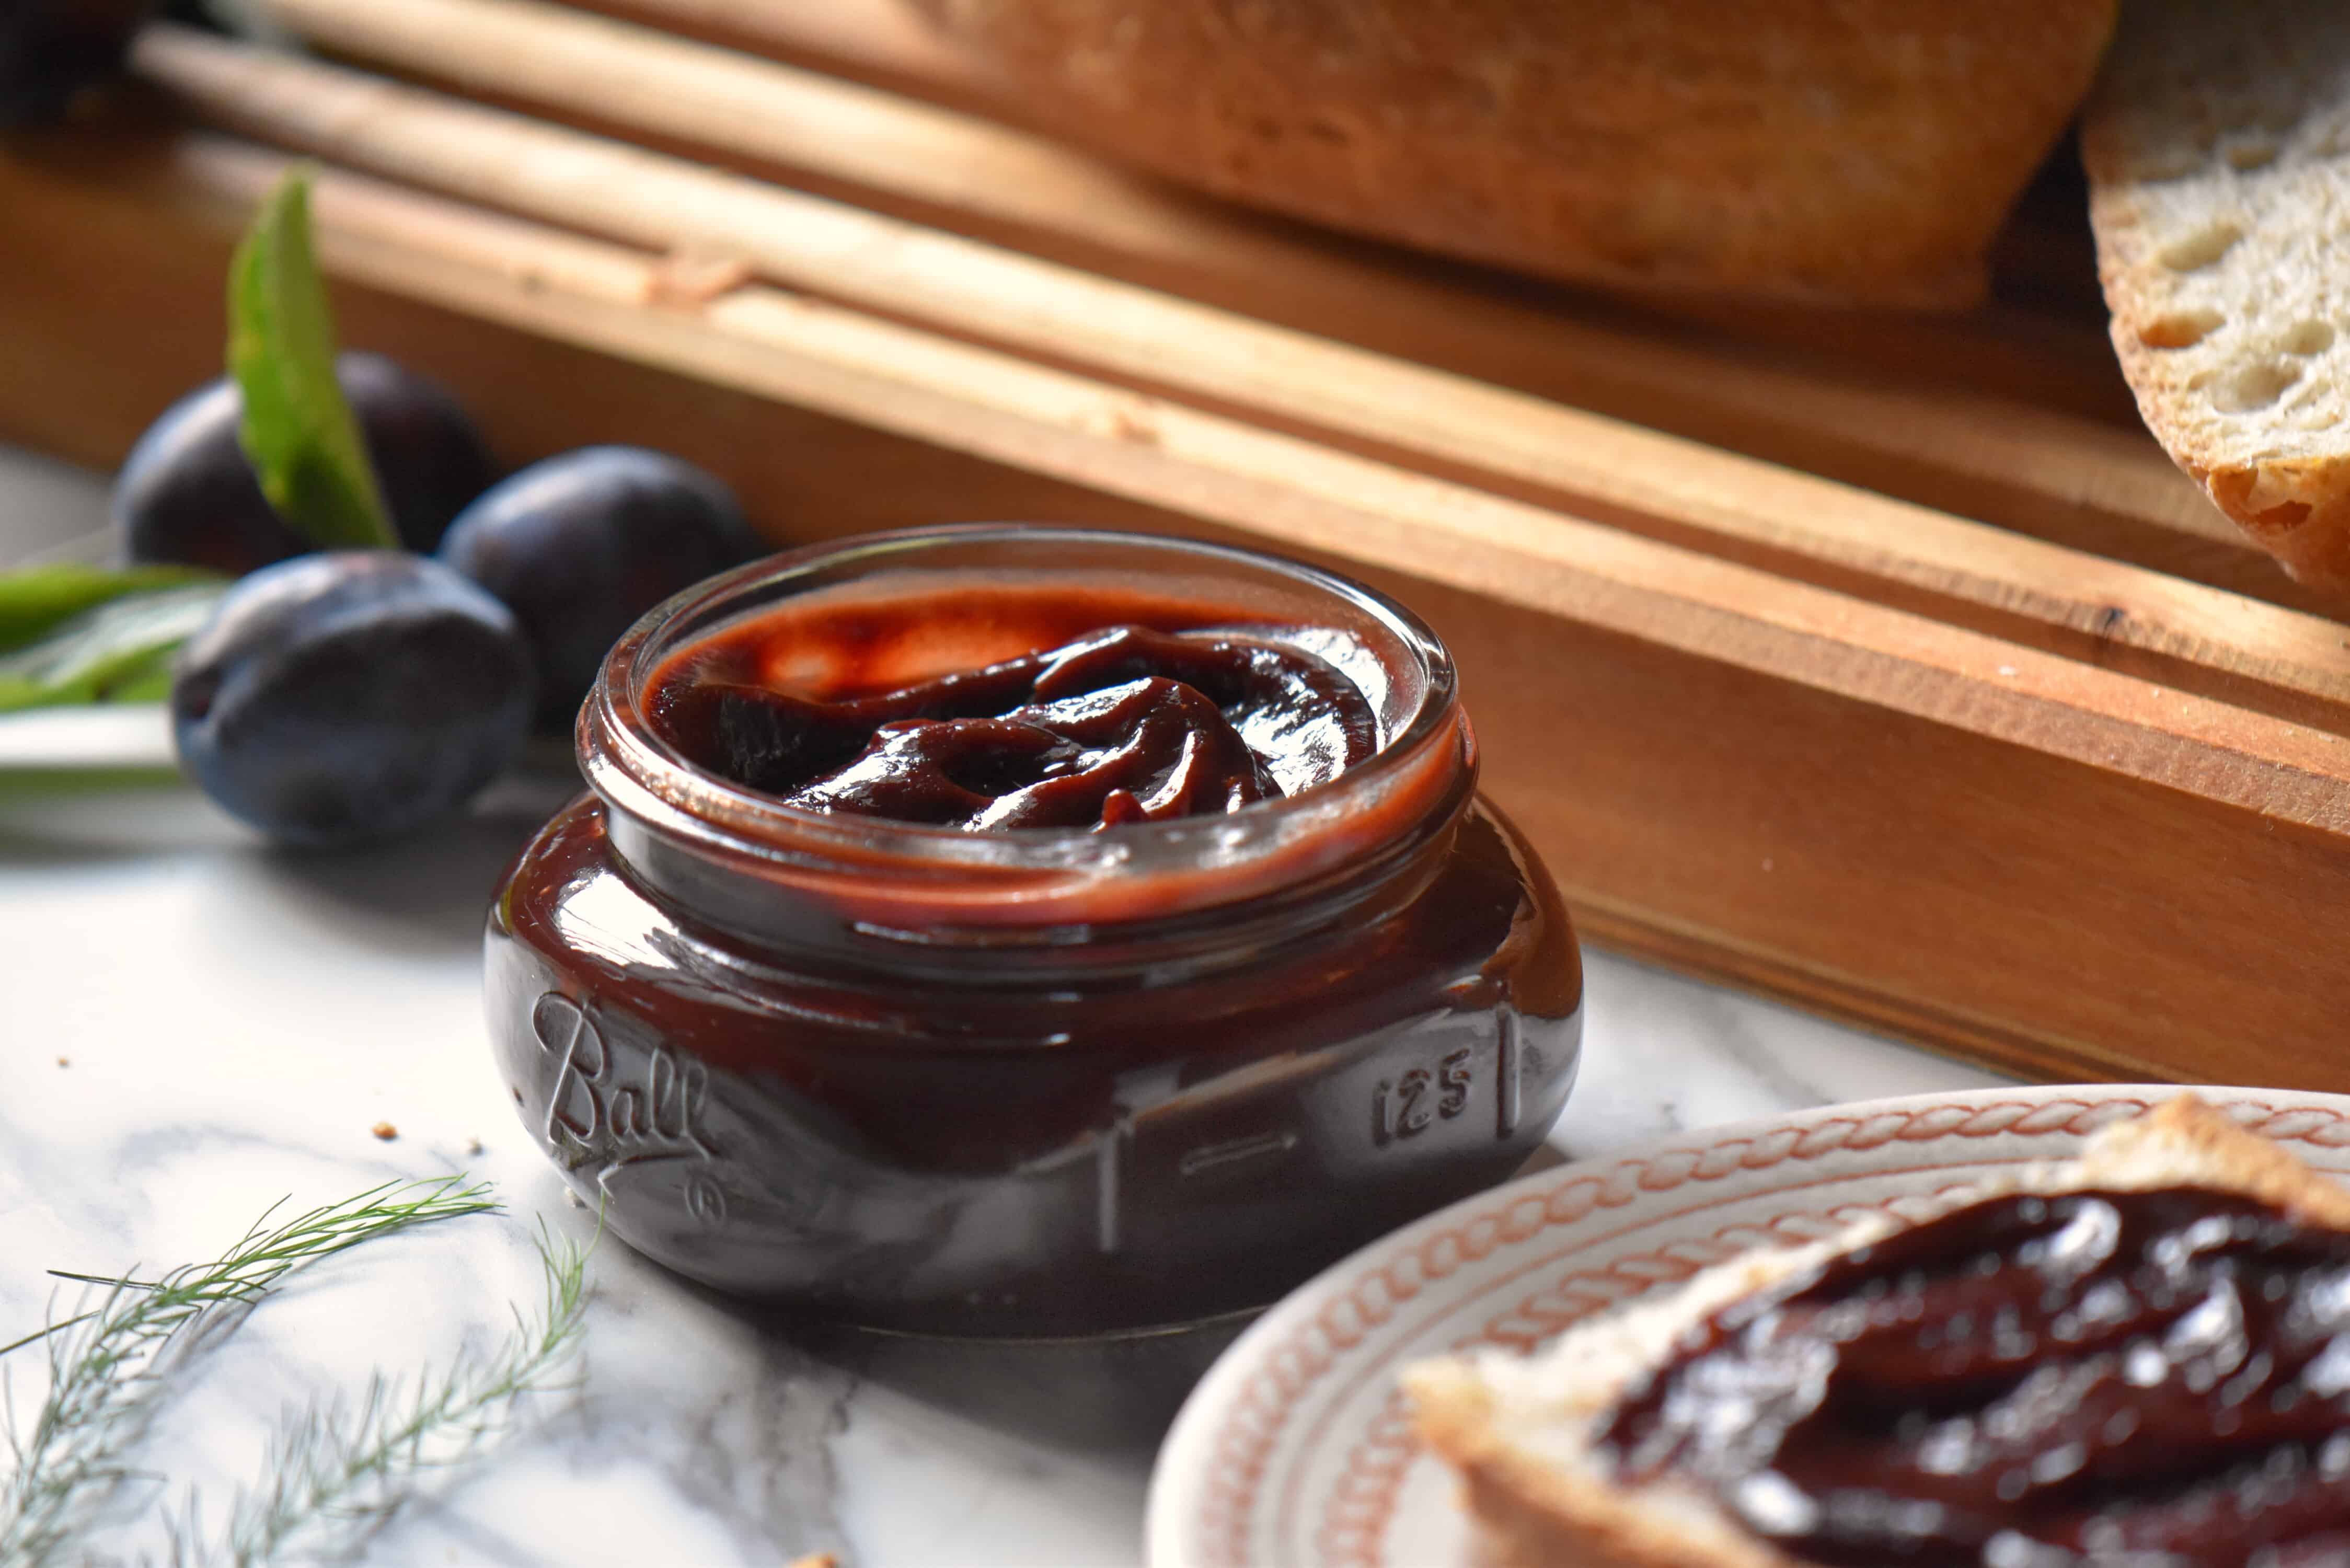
[1144, 1084, 2350, 1568]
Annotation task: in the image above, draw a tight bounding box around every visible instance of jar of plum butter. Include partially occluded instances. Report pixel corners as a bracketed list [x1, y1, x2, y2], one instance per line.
[486, 526, 1582, 1336]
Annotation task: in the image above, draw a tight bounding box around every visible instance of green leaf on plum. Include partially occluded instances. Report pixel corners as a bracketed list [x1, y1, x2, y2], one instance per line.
[226, 168, 400, 551]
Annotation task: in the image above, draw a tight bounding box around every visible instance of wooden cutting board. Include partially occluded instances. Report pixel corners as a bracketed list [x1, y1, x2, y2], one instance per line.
[7, 0, 2350, 1093]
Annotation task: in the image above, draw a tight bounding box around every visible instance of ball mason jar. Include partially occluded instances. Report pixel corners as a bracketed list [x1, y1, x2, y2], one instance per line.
[485, 525, 1582, 1336]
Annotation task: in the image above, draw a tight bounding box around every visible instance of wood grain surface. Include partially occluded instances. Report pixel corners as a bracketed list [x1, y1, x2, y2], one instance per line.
[7, 7, 2350, 1092]
[249, 0, 2307, 619]
[116, 29, 2350, 739]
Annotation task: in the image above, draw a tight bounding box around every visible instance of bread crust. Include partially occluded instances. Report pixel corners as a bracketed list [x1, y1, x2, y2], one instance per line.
[1405, 1097, 2350, 1566]
[912, 0, 2116, 309]
[1413, 1361, 1800, 1568]
[2084, 0, 2350, 585]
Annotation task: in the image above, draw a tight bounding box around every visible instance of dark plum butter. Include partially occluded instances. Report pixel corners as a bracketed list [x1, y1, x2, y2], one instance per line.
[485, 526, 1582, 1336]
[650, 621, 1377, 828]
[1599, 1187, 2350, 1567]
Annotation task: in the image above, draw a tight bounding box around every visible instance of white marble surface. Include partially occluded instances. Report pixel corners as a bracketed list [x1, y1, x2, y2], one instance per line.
[0, 446, 2014, 1566]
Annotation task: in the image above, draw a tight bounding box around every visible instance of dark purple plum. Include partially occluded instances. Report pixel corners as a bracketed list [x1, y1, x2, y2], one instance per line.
[436, 446, 766, 732]
[1, 0, 150, 128]
[336, 353, 503, 549]
[116, 352, 499, 573]
[171, 552, 535, 846]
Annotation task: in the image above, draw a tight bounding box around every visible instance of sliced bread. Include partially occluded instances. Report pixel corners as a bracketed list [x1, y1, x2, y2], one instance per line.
[1404, 1097, 2350, 1568]
[2084, 0, 2350, 584]
[912, 0, 2117, 309]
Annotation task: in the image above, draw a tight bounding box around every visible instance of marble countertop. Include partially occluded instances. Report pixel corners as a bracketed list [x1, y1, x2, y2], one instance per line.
[0, 445, 2013, 1566]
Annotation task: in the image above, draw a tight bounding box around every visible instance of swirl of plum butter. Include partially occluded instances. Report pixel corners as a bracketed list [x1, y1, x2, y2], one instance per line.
[1599, 1187, 2350, 1567]
[647, 606, 1379, 829]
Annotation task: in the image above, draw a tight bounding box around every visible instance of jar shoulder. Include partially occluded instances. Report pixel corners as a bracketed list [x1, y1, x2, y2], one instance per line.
[491, 792, 1579, 1050]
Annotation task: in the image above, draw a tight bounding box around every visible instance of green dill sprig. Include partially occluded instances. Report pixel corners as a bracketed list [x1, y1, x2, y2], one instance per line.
[170, 1219, 592, 1568]
[0, 1177, 496, 1568]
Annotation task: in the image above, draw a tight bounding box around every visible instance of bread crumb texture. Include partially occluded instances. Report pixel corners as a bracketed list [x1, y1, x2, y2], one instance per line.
[2086, 0, 2350, 583]
[915, 0, 2115, 307]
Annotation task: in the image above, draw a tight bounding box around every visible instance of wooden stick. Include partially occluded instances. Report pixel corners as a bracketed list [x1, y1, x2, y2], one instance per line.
[580, 0, 990, 105]
[130, 27, 2350, 736]
[266, 0, 1278, 295]
[258, 0, 2259, 607]
[167, 133, 2350, 833]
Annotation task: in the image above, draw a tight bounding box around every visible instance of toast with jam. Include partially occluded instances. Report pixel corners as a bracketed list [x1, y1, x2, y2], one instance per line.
[1407, 1098, 2350, 1568]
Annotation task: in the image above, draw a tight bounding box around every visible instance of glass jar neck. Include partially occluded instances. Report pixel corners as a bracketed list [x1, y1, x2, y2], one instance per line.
[586, 712, 1477, 982]
[575, 525, 1471, 981]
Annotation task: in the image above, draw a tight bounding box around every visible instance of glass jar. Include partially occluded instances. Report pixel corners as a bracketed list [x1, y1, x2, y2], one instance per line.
[485, 526, 1582, 1337]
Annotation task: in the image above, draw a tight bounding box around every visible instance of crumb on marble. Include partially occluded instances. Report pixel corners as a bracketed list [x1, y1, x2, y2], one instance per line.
[788, 1554, 839, 1568]
[55, 1056, 68, 1068]
[371, 1122, 399, 1141]
[565, 1187, 586, 1208]
[466, 1137, 485, 1156]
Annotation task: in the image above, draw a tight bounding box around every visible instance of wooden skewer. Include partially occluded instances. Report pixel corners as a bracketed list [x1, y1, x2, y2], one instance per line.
[268, 0, 1289, 299]
[257, 0, 2257, 610]
[167, 133, 2350, 836]
[579, 0, 991, 107]
[130, 26, 2350, 737]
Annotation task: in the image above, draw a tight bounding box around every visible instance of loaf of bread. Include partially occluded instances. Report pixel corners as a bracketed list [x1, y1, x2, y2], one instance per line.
[1404, 1098, 2350, 1568]
[2084, 0, 2350, 585]
[907, 0, 2117, 308]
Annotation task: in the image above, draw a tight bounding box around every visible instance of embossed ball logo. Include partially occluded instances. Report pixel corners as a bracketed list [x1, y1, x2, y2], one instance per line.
[530, 991, 727, 1229]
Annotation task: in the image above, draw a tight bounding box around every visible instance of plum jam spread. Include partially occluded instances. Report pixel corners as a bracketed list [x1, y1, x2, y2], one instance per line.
[1599, 1187, 2350, 1567]
[485, 527, 1582, 1336]
[648, 621, 1378, 829]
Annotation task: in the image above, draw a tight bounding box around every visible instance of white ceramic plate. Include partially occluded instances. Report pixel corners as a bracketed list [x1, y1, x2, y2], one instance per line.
[1146, 1084, 2350, 1568]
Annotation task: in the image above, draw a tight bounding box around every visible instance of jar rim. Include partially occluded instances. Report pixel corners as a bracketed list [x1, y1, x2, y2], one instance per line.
[579, 525, 1469, 923]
